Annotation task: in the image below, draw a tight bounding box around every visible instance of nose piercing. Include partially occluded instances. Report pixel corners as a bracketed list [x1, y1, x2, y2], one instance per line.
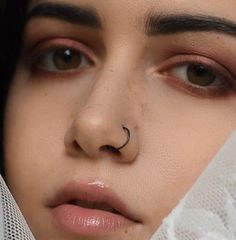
[106, 126, 131, 153]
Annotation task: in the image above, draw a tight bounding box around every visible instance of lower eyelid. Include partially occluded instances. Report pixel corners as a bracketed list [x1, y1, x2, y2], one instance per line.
[163, 74, 233, 98]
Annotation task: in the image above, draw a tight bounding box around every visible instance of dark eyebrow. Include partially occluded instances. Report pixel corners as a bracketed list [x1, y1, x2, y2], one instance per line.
[26, 2, 103, 29]
[145, 14, 236, 37]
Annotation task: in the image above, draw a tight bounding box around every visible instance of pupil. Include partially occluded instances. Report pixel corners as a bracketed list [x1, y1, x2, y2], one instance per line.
[53, 49, 81, 70]
[195, 65, 207, 76]
[63, 50, 73, 63]
[187, 64, 216, 86]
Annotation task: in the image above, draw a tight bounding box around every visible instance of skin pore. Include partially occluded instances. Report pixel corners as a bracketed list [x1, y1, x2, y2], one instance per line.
[3, 0, 236, 239]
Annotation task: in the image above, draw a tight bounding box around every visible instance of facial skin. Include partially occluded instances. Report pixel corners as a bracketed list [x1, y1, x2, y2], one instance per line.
[4, 0, 236, 239]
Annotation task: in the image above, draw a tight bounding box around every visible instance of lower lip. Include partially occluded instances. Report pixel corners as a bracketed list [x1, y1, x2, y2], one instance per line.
[52, 204, 133, 236]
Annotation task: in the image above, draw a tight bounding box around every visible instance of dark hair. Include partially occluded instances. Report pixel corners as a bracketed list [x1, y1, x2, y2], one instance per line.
[0, 0, 6, 18]
[0, 0, 28, 176]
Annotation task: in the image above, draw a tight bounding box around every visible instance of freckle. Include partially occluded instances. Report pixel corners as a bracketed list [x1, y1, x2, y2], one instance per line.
[124, 229, 128, 234]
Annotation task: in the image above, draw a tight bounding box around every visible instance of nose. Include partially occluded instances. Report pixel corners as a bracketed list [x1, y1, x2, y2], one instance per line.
[64, 71, 139, 163]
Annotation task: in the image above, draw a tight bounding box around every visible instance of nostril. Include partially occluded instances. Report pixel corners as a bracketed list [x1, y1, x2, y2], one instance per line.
[105, 145, 120, 153]
[100, 145, 122, 155]
[72, 140, 81, 151]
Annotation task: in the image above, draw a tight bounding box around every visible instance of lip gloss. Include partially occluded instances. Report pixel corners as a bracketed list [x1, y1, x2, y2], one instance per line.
[50, 181, 137, 237]
[53, 203, 132, 236]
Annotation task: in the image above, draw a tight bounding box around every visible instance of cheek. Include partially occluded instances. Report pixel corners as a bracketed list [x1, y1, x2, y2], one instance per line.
[3, 84, 73, 234]
[144, 87, 236, 182]
[3, 78, 72, 198]
[136, 94, 236, 230]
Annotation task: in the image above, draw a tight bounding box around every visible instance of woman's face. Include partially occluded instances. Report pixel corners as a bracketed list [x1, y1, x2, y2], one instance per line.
[4, 0, 236, 239]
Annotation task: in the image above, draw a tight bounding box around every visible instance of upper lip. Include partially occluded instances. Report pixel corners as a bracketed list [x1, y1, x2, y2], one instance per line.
[48, 181, 140, 222]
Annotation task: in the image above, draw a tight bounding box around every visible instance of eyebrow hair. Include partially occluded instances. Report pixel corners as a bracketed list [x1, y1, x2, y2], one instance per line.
[145, 14, 236, 37]
[26, 2, 103, 29]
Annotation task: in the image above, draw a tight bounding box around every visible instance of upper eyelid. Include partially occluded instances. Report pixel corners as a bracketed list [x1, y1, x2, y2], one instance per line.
[26, 38, 97, 65]
[157, 54, 235, 80]
[30, 46, 91, 64]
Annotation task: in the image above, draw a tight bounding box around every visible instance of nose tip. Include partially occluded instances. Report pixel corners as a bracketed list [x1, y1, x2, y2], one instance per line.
[64, 112, 139, 163]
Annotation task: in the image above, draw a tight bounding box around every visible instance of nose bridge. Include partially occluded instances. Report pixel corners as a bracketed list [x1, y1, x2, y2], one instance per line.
[85, 71, 127, 115]
[82, 45, 138, 117]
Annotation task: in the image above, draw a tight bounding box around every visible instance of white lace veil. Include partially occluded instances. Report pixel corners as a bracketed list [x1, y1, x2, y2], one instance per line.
[151, 131, 236, 240]
[1, 131, 236, 239]
[0, 175, 35, 239]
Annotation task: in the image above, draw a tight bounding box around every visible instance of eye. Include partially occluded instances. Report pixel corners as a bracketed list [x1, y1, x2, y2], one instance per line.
[159, 56, 236, 97]
[170, 63, 222, 87]
[35, 48, 91, 72]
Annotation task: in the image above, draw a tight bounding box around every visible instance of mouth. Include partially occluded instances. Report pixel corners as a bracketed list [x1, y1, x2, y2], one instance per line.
[68, 199, 121, 215]
[49, 181, 140, 236]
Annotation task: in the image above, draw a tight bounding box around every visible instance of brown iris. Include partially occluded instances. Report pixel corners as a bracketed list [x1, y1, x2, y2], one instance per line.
[187, 64, 216, 86]
[53, 49, 82, 70]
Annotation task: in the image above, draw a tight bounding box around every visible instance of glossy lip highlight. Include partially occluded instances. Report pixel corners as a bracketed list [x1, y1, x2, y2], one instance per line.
[49, 181, 141, 236]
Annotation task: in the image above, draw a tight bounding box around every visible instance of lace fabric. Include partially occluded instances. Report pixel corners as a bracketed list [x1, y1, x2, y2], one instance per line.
[151, 131, 236, 240]
[0, 175, 35, 239]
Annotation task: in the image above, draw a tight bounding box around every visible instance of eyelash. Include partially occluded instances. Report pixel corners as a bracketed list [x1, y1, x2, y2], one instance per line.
[27, 39, 94, 77]
[157, 55, 236, 98]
